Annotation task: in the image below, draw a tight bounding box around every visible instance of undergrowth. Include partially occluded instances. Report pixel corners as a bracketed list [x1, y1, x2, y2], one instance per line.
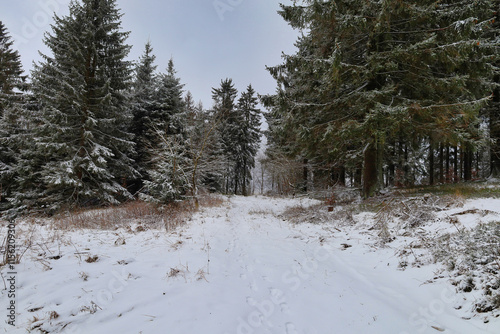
[433, 221, 500, 313]
[399, 180, 500, 199]
[51, 195, 224, 231]
[282, 184, 500, 316]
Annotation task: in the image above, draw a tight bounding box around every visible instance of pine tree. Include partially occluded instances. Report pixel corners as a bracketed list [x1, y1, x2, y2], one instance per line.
[0, 21, 25, 113]
[184, 97, 226, 199]
[211, 78, 239, 193]
[235, 85, 261, 195]
[488, 3, 500, 177]
[0, 21, 26, 210]
[266, 0, 497, 197]
[143, 59, 189, 202]
[30, 0, 135, 209]
[154, 59, 186, 139]
[129, 41, 158, 194]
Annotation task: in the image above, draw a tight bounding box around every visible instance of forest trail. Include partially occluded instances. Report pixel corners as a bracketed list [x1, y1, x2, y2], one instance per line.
[2, 196, 499, 334]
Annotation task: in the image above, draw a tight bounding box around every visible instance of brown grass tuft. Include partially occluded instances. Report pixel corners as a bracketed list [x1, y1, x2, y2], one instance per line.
[85, 255, 99, 263]
[51, 195, 224, 232]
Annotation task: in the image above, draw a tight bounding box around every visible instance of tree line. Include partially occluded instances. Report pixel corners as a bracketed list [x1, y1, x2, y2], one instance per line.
[2, 0, 499, 214]
[262, 0, 500, 198]
[0, 0, 261, 214]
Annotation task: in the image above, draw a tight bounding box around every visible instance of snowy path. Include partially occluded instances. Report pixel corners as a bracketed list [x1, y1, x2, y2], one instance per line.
[2, 196, 499, 333]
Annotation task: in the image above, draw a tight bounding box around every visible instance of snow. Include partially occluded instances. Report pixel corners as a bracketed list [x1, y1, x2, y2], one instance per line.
[1, 195, 500, 333]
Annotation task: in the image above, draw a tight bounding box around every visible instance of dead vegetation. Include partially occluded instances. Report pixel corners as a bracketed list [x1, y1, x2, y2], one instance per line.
[279, 203, 332, 225]
[280, 201, 358, 227]
[433, 221, 500, 313]
[0, 195, 224, 270]
[85, 255, 99, 263]
[51, 194, 224, 231]
[280, 187, 500, 316]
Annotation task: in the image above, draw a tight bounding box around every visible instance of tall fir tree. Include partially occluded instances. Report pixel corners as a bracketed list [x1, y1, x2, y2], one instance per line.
[154, 59, 186, 139]
[0, 21, 26, 210]
[211, 78, 239, 193]
[30, 0, 136, 210]
[0, 21, 25, 113]
[184, 97, 226, 199]
[129, 41, 158, 194]
[235, 85, 261, 195]
[143, 59, 189, 202]
[488, 3, 500, 177]
[265, 0, 497, 197]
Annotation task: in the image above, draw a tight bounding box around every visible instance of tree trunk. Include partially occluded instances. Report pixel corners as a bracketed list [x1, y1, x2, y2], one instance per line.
[463, 146, 473, 181]
[331, 166, 346, 186]
[445, 145, 450, 183]
[459, 147, 464, 181]
[403, 143, 410, 186]
[339, 166, 346, 186]
[303, 158, 308, 192]
[439, 143, 444, 184]
[377, 139, 385, 190]
[363, 141, 378, 198]
[429, 139, 435, 185]
[354, 164, 362, 188]
[388, 142, 396, 187]
[242, 160, 247, 196]
[491, 74, 500, 177]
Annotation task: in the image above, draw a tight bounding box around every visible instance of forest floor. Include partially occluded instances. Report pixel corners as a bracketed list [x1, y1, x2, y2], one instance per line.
[1, 185, 500, 334]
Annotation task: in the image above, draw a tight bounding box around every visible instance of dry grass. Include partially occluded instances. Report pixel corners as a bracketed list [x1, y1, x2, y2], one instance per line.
[280, 203, 331, 225]
[0, 226, 33, 267]
[248, 208, 274, 216]
[195, 194, 225, 209]
[85, 255, 99, 263]
[52, 195, 224, 232]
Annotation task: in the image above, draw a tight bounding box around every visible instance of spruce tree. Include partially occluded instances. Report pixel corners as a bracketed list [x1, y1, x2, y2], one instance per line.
[265, 0, 497, 197]
[488, 3, 500, 177]
[0, 21, 26, 210]
[30, 0, 135, 209]
[154, 59, 186, 139]
[184, 98, 226, 198]
[143, 59, 189, 202]
[0, 21, 25, 113]
[129, 41, 158, 194]
[211, 78, 239, 193]
[235, 85, 261, 195]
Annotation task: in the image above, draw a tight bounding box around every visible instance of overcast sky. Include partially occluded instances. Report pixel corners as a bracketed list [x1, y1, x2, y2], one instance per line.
[1, 0, 299, 108]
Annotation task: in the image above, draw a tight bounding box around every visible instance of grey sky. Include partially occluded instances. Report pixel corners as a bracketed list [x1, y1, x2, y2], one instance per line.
[1, 0, 298, 107]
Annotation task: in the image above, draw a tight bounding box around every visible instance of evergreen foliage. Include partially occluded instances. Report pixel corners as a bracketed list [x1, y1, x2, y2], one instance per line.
[211, 78, 239, 193]
[184, 97, 226, 197]
[210, 79, 261, 195]
[30, 0, 136, 210]
[129, 41, 158, 193]
[0, 21, 27, 211]
[142, 59, 190, 202]
[3, 0, 498, 213]
[487, 3, 500, 177]
[235, 85, 261, 195]
[264, 0, 498, 197]
[0, 21, 26, 113]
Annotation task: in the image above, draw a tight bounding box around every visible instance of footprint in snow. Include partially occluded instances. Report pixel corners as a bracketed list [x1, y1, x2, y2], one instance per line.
[286, 322, 299, 334]
[246, 297, 256, 306]
[261, 275, 272, 283]
[249, 281, 259, 292]
[280, 303, 290, 314]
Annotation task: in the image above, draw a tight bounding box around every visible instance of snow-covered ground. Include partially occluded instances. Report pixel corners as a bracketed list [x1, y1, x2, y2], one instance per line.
[1, 195, 500, 333]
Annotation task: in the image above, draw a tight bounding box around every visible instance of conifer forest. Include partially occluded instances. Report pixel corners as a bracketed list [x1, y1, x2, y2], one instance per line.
[2, 2, 500, 333]
[0, 0, 499, 214]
